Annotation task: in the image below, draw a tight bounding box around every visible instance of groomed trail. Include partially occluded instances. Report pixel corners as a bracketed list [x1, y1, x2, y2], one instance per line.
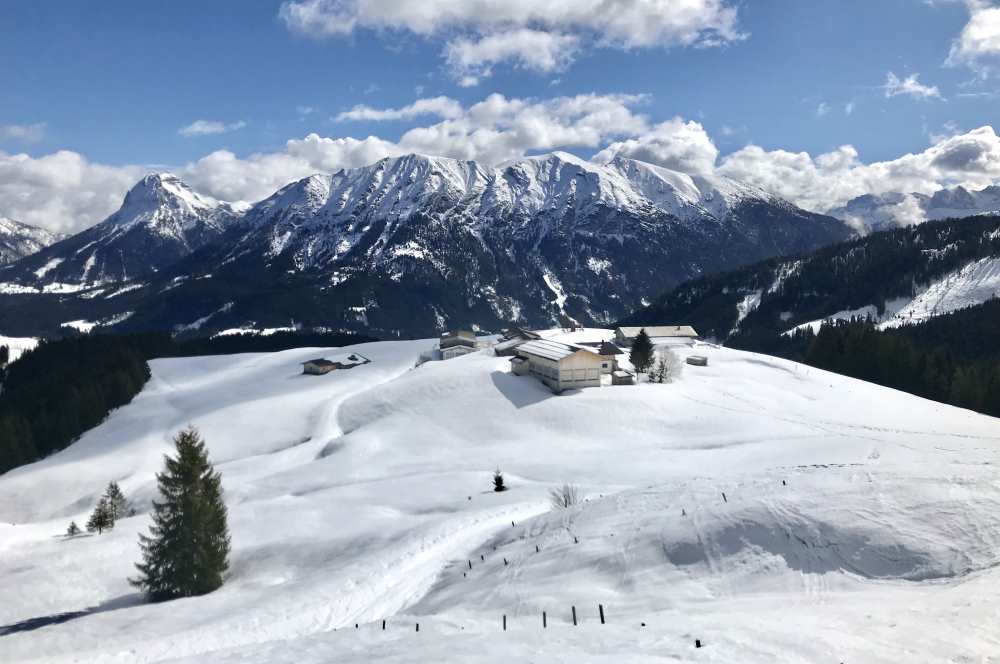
[2, 331, 999, 663]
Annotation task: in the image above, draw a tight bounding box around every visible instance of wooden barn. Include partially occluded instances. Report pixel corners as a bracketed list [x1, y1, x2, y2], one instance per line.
[514, 339, 604, 393]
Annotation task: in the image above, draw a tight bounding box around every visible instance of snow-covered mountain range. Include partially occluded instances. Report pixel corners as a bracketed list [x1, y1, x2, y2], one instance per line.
[0, 174, 245, 287]
[0, 152, 851, 337]
[0, 217, 63, 265]
[831, 184, 1000, 232]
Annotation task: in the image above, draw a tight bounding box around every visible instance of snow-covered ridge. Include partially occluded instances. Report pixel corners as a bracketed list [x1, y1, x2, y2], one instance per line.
[248, 151, 789, 232]
[782, 255, 1000, 335]
[0, 217, 64, 265]
[832, 184, 1000, 232]
[3, 173, 246, 287]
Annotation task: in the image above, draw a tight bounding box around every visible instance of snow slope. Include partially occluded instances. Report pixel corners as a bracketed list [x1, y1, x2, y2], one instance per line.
[783, 255, 1000, 335]
[1, 337, 999, 662]
[0, 334, 37, 362]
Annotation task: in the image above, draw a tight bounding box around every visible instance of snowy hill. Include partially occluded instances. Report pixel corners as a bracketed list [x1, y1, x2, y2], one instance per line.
[0, 174, 245, 289]
[0, 217, 63, 265]
[2, 334, 999, 662]
[831, 184, 1000, 232]
[0, 152, 849, 338]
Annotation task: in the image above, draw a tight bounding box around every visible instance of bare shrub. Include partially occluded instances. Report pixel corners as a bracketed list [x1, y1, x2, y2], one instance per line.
[549, 483, 580, 509]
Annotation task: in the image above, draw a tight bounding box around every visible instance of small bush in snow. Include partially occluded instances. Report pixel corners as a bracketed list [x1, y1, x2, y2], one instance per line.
[549, 484, 580, 509]
[66, 521, 81, 537]
[650, 349, 683, 383]
[493, 468, 507, 492]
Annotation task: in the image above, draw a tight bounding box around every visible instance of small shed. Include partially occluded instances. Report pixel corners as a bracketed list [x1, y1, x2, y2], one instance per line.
[611, 370, 635, 386]
[514, 339, 604, 393]
[302, 358, 338, 375]
[301, 353, 369, 375]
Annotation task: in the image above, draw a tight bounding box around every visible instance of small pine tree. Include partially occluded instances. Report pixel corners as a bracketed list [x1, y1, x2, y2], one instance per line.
[104, 481, 128, 522]
[86, 498, 114, 534]
[493, 468, 506, 492]
[629, 329, 655, 376]
[66, 521, 81, 537]
[131, 426, 231, 602]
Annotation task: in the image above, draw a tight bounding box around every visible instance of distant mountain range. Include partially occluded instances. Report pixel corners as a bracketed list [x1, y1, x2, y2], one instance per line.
[0, 152, 850, 338]
[831, 184, 1000, 232]
[0, 217, 64, 265]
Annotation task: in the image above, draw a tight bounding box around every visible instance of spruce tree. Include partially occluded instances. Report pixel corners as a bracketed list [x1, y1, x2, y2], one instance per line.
[86, 498, 113, 534]
[66, 521, 81, 537]
[629, 328, 655, 376]
[131, 426, 230, 602]
[493, 468, 506, 492]
[104, 481, 128, 522]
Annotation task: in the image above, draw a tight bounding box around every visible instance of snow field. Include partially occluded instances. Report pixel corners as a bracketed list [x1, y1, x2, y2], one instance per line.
[1, 336, 999, 662]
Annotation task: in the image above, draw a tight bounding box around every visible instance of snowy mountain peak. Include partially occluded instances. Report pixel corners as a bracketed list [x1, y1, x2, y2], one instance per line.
[3, 174, 246, 286]
[117, 172, 220, 223]
[831, 182, 1000, 232]
[0, 216, 64, 265]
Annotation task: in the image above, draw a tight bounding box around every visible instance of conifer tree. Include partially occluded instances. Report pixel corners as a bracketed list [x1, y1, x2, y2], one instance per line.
[629, 328, 655, 376]
[86, 498, 113, 534]
[104, 481, 128, 522]
[66, 521, 81, 537]
[131, 426, 230, 602]
[493, 468, 506, 492]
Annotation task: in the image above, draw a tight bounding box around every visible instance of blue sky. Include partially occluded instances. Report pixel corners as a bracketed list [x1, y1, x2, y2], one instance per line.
[2, 0, 1000, 232]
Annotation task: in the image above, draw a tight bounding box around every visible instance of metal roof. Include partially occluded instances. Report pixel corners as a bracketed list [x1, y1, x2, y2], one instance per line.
[615, 325, 698, 338]
[516, 339, 599, 362]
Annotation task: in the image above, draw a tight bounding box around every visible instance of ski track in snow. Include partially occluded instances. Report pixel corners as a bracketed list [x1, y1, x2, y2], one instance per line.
[1, 335, 1000, 662]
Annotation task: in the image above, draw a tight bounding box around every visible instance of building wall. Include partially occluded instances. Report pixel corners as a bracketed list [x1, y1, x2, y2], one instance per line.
[442, 345, 476, 360]
[524, 351, 602, 392]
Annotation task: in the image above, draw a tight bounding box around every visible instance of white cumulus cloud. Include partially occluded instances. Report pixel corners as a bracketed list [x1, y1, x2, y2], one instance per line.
[717, 125, 1000, 213]
[278, 0, 745, 83]
[947, 0, 1000, 72]
[591, 118, 719, 175]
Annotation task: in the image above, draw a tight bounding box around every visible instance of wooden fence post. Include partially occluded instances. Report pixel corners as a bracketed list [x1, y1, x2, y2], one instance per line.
[382, 619, 386, 630]
[599, 604, 605, 624]
[572, 605, 577, 626]
[503, 614, 507, 631]
[416, 623, 419, 632]
[543, 611, 547, 628]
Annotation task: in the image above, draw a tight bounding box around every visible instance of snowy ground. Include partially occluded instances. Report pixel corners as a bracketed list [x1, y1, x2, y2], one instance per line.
[0, 334, 38, 362]
[1, 333, 999, 662]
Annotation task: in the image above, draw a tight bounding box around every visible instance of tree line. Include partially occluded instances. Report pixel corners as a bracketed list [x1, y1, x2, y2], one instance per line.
[789, 299, 1000, 417]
